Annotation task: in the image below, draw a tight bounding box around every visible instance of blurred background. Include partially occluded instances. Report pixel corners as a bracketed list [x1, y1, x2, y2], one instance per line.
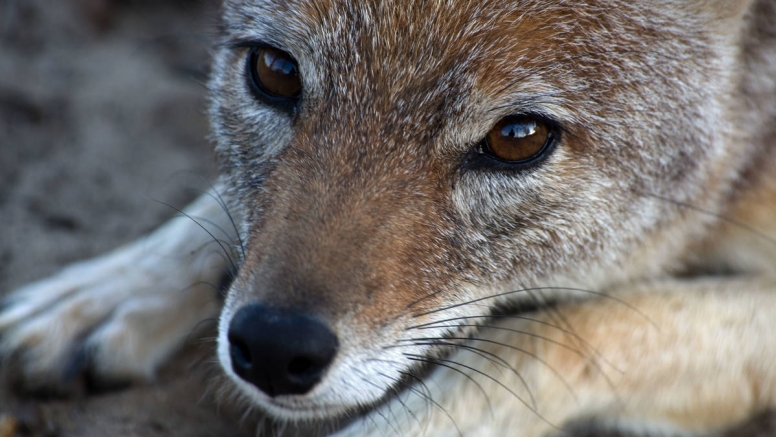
[0, 0, 248, 435]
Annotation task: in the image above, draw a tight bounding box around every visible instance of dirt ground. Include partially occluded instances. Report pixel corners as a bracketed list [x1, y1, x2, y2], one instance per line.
[0, 0, 252, 435]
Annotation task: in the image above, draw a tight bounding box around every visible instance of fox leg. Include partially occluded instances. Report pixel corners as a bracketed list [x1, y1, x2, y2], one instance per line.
[0, 186, 235, 392]
[338, 278, 776, 437]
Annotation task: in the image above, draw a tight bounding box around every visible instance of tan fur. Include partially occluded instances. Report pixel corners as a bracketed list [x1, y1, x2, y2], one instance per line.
[337, 280, 776, 436]
[1, 0, 775, 435]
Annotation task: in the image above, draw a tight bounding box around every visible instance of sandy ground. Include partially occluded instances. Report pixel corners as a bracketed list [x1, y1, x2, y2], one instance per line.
[0, 0, 251, 435]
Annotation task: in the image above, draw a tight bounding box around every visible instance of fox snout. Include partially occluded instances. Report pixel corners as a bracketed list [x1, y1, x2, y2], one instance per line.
[215, 132, 463, 416]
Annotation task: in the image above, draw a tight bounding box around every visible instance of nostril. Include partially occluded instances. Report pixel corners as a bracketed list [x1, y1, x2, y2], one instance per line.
[229, 339, 252, 370]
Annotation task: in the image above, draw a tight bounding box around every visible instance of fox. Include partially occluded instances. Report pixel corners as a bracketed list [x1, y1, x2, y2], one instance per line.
[2, 0, 776, 435]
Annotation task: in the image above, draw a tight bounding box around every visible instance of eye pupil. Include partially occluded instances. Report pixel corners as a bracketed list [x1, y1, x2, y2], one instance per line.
[484, 116, 551, 163]
[251, 47, 302, 98]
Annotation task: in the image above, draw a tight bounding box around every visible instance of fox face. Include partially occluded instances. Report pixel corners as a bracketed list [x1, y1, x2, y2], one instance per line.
[209, 0, 750, 421]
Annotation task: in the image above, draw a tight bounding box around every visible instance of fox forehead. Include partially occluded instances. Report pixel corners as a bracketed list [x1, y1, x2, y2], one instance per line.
[219, 0, 733, 145]
[220, 0, 599, 106]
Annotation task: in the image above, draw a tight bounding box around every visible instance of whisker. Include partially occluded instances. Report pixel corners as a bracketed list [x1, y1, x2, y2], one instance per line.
[410, 314, 623, 374]
[522, 288, 624, 405]
[150, 199, 240, 273]
[396, 370, 439, 427]
[166, 171, 247, 261]
[403, 354, 495, 421]
[410, 314, 559, 331]
[372, 372, 423, 430]
[361, 374, 404, 437]
[202, 186, 247, 261]
[398, 340, 511, 372]
[368, 398, 401, 437]
[185, 216, 243, 254]
[361, 357, 456, 434]
[361, 410, 384, 437]
[411, 286, 656, 330]
[413, 336, 578, 402]
[396, 339, 537, 410]
[404, 353, 563, 433]
[361, 352, 487, 432]
[414, 323, 583, 357]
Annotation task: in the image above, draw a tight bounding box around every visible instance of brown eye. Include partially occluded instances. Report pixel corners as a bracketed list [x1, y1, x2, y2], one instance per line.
[483, 116, 551, 162]
[250, 46, 301, 98]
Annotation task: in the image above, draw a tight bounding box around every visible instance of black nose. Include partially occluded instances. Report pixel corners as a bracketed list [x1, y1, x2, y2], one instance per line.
[227, 304, 339, 397]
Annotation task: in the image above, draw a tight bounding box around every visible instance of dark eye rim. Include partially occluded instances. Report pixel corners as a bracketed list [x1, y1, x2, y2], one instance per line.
[461, 114, 561, 172]
[245, 45, 302, 114]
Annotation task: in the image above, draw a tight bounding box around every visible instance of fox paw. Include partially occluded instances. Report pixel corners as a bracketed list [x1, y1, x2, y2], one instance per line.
[0, 242, 224, 395]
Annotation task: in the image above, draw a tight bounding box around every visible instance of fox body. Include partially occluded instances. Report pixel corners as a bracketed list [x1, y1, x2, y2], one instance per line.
[2, 0, 776, 436]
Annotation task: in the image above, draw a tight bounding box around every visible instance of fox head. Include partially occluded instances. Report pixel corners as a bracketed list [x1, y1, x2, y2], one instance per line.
[208, 0, 754, 421]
